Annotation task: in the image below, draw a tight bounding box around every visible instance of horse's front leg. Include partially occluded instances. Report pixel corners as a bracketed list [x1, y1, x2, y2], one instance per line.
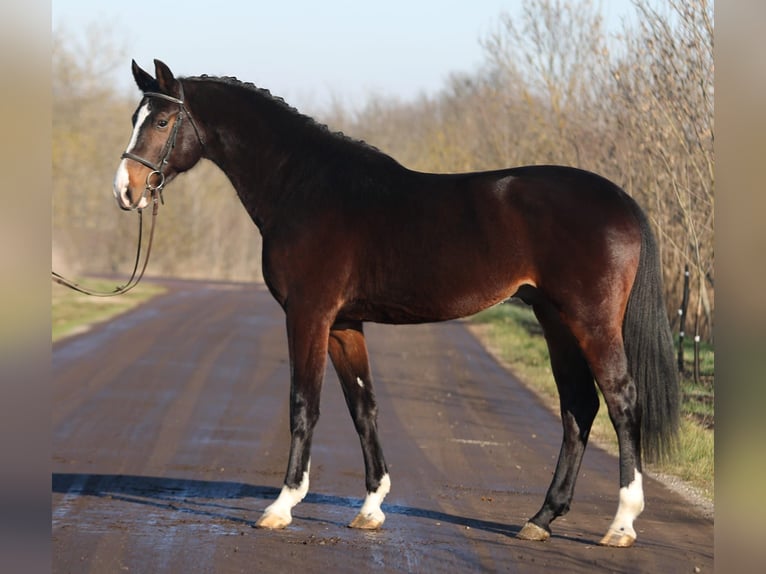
[328, 321, 390, 529]
[256, 310, 332, 529]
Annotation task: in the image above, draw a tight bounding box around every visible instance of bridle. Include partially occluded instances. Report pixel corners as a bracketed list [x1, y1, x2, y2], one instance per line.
[51, 82, 205, 297]
[120, 83, 205, 209]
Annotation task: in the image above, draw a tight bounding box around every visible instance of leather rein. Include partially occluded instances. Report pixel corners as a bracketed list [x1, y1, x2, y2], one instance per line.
[51, 84, 204, 297]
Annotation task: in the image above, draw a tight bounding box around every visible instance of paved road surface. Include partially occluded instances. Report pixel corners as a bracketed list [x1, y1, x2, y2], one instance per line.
[52, 280, 713, 573]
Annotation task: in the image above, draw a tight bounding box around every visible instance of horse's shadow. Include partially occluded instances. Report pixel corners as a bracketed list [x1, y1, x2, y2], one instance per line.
[52, 473, 522, 538]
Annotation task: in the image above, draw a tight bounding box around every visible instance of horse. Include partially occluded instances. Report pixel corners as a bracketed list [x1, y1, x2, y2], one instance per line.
[113, 60, 679, 547]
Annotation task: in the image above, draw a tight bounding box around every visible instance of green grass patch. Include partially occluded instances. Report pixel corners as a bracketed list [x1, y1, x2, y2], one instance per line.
[676, 338, 714, 430]
[52, 279, 165, 342]
[679, 336, 715, 376]
[469, 300, 714, 499]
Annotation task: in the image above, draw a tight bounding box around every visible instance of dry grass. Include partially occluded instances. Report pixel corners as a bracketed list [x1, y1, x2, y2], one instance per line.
[52, 279, 165, 342]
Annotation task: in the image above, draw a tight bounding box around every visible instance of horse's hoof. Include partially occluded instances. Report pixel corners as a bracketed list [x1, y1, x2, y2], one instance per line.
[599, 528, 636, 547]
[348, 510, 385, 530]
[255, 511, 291, 530]
[516, 521, 550, 541]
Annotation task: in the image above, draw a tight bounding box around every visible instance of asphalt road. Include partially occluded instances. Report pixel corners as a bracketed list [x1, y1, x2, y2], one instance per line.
[52, 280, 713, 573]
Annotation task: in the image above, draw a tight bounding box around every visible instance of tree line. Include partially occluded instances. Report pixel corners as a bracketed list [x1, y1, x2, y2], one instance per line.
[52, 0, 713, 339]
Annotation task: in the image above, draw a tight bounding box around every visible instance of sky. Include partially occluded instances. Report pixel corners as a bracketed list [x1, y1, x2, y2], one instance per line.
[52, 0, 642, 112]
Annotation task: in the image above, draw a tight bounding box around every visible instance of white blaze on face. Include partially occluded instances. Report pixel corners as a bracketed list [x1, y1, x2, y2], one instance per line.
[113, 102, 151, 209]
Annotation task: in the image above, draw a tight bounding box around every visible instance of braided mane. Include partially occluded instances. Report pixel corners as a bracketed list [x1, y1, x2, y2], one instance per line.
[186, 74, 384, 155]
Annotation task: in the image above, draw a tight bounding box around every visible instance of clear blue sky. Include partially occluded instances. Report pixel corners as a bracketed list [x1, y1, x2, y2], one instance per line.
[52, 0, 641, 111]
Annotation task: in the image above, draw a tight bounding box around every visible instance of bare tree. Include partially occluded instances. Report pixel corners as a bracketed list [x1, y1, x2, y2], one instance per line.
[609, 0, 714, 339]
[479, 0, 611, 167]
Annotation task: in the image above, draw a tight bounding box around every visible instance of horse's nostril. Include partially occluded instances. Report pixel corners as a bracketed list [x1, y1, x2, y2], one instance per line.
[113, 185, 134, 211]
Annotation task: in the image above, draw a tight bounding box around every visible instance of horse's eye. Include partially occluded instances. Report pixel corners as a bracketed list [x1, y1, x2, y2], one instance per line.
[156, 119, 169, 129]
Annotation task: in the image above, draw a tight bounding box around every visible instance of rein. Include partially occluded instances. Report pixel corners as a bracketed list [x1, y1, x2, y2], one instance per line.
[51, 194, 160, 297]
[51, 85, 203, 297]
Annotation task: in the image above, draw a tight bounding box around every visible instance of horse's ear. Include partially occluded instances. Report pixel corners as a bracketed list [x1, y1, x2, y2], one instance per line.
[154, 59, 180, 98]
[131, 60, 157, 93]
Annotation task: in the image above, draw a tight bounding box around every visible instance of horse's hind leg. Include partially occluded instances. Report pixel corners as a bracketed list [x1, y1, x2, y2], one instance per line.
[567, 316, 644, 547]
[328, 321, 390, 529]
[586, 339, 644, 547]
[517, 300, 599, 542]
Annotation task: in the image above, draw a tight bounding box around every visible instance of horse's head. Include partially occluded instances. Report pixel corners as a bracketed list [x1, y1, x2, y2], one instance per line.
[113, 60, 205, 210]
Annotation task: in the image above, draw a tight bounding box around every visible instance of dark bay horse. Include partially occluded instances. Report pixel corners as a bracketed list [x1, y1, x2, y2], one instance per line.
[114, 60, 679, 547]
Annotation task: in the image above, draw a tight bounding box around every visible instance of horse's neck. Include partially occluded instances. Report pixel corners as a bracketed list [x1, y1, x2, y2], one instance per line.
[190, 79, 406, 231]
[194, 82, 311, 230]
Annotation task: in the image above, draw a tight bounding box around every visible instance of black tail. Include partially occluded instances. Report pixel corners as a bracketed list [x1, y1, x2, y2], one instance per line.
[623, 206, 680, 463]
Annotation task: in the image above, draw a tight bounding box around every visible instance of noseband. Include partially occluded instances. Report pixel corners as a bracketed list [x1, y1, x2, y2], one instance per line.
[121, 83, 205, 209]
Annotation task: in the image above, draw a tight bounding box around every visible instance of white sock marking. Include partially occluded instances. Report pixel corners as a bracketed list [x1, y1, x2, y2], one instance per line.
[607, 469, 644, 538]
[263, 469, 310, 522]
[357, 473, 391, 521]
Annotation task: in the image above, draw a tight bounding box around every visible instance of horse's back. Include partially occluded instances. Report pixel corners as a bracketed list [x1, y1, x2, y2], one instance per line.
[342, 165, 642, 324]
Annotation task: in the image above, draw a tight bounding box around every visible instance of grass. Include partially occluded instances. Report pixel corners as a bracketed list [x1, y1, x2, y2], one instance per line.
[469, 300, 714, 500]
[52, 278, 165, 342]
